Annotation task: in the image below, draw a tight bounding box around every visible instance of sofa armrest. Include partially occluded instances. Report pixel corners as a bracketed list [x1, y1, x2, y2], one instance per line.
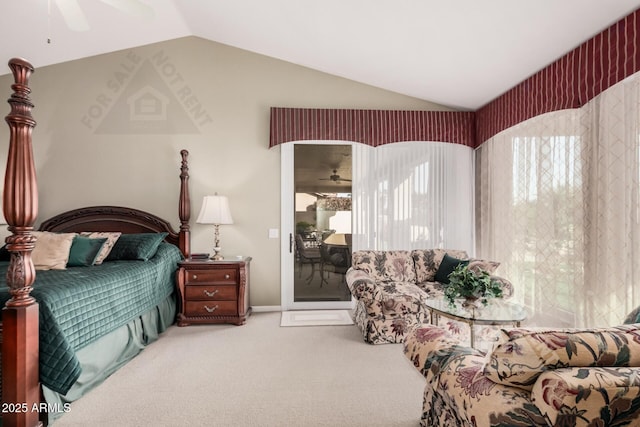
[531, 367, 640, 426]
[345, 268, 377, 299]
[491, 275, 514, 299]
[346, 268, 426, 307]
[403, 324, 483, 384]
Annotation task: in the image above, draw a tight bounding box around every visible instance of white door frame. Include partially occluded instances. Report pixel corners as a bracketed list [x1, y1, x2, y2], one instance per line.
[280, 141, 355, 311]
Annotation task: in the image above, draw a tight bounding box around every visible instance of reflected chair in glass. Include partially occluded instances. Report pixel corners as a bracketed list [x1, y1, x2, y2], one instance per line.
[319, 233, 351, 287]
[295, 234, 321, 283]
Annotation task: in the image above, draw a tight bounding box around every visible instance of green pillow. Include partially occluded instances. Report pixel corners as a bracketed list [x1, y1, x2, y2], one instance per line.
[67, 236, 108, 267]
[435, 253, 469, 284]
[105, 232, 168, 261]
[0, 244, 10, 262]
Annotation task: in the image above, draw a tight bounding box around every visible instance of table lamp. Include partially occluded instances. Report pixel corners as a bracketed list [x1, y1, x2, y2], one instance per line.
[196, 194, 233, 260]
[323, 233, 351, 247]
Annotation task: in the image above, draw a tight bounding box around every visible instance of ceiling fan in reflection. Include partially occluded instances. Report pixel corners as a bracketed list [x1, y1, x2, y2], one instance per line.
[319, 170, 352, 184]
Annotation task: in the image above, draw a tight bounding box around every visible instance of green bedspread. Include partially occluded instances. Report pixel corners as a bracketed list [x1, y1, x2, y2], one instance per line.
[0, 242, 182, 395]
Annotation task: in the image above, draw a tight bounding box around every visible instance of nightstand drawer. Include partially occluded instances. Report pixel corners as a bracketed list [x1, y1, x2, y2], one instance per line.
[185, 301, 238, 316]
[185, 269, 237, 284]
[185, 285, 236, 300]
[176, 258, 251, 326]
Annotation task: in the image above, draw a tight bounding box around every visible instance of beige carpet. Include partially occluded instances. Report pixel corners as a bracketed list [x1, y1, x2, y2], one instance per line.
[54, 312, 425, 427]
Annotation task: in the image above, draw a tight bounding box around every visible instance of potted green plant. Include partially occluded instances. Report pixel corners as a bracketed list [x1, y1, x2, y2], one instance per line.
[444, 263, 503, 308]
[296, 221, 316, 236]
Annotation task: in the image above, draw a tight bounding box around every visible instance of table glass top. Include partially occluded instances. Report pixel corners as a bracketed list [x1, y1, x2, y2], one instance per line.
[425, 297, 527, 323]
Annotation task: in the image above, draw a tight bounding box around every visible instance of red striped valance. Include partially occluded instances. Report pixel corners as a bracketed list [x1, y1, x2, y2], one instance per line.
[269, 108, 476, 148]
[270, 8, 640, 149]
[476, 8, 640, 143]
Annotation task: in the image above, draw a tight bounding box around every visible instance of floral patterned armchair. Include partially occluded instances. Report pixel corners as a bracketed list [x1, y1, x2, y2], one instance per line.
[346, 249, 513, 344]
[403, 318, 640, 426]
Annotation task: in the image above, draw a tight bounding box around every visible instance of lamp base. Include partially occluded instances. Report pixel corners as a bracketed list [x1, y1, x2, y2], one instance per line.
[210, 246, 223, 261]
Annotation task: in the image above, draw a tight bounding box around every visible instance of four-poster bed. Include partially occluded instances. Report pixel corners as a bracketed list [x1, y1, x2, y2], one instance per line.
[1, 58, 192, 426]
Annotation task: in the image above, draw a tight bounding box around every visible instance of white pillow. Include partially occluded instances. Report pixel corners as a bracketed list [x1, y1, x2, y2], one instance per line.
[32, 231, 77, 270]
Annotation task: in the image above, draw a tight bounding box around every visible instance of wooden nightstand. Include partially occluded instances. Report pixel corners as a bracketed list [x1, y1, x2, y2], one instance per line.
[176, 257, 251, 326]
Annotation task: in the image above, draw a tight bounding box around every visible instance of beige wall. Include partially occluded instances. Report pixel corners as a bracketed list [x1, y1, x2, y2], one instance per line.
[0, 36, 447, 306]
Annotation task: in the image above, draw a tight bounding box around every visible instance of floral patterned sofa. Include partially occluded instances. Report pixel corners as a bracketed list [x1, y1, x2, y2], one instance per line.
[403, 311, 640, 427]
[345, 249, 513, 344]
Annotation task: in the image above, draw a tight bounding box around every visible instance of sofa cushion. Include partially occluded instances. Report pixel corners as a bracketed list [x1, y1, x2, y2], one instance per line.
[375, 281, 426, 308]
[414, 281, 445, 298]
[351, 250, 415, 283]
[483, 324, 640, 391]
[412, 249, 468, 283]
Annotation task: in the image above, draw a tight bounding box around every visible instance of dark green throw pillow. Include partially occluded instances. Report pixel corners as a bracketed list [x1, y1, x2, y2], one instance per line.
[435, 253, 469, 284]
[0, 244, 10, 261]
[105, 232, 168, 262]
[67, 236, 108, 267]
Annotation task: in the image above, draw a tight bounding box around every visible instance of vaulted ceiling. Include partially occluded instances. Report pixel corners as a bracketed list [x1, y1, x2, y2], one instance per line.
[3, 1, 640, 110]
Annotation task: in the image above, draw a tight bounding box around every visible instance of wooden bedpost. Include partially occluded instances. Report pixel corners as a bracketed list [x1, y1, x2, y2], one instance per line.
[2, 58, 41, 427]
[178, 149, 191, 258]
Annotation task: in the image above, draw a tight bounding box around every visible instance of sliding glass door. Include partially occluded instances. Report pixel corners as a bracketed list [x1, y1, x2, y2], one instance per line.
[281, 141, 355, 310]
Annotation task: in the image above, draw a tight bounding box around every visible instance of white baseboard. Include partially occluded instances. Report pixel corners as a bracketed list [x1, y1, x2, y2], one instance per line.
[251, 305, 282, 313]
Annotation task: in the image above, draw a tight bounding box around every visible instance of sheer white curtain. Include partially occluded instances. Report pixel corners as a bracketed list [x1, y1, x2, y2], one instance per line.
[476, 110, 586, 328]
[581, 74, 640, 327]
[476, 73, 640, 328]
[352, 141, 474, 253]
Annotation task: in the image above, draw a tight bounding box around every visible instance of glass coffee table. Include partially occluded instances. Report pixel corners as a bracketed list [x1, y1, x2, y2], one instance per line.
[424, 297, 527, 349]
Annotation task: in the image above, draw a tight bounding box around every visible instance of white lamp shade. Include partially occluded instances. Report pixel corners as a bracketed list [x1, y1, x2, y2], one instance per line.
[196, 195, 234, 225]
[323, 233, 351, 246]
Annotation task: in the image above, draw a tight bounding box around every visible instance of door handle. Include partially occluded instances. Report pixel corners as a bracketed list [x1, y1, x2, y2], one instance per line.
[289, 233, 293, 253]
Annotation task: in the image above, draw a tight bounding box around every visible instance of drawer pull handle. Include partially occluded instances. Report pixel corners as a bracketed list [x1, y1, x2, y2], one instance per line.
[203, 289, 219, 297]
[192, 274, 198, 280]
[204, 305, 219, 313]
[225, 274, 230, 279]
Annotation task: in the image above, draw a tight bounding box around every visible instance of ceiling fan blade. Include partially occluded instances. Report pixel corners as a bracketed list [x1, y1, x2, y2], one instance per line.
[318, 170, 351, 183]
[100, 0, 155, 18]
[55, 0, 90, 31]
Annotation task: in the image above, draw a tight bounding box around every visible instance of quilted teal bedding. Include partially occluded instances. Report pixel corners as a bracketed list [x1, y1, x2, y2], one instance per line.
[0, 242, 182, 395]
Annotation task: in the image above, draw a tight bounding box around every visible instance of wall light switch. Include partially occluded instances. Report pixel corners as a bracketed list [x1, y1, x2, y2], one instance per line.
[269, 228, 279, 238]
